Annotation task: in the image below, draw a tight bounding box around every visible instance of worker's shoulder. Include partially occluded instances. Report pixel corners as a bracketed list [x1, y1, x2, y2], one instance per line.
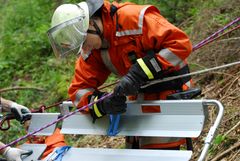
[119, 4, 158, 16]
[117, 4, 160, 25]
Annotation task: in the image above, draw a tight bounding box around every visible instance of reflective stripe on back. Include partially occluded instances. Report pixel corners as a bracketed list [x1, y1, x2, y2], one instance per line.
[116, 6, 150, 37]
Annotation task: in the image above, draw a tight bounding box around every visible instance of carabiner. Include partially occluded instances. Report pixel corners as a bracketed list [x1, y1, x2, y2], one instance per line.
[0, 114, 15, 131]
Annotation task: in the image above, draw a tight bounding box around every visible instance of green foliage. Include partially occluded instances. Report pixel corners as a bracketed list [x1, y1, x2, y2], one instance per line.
[0, 120, 26, 146]
[213, 134, 226, 145]
[119, 0, 197, 25]
[0, 0, 78, 145]
[209, 134, 238, 156]
[0, 0, 76, 107]
[0, 1, 53, 59]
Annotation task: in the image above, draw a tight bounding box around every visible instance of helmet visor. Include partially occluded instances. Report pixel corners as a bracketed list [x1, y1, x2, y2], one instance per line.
[47, 16, 87, 58]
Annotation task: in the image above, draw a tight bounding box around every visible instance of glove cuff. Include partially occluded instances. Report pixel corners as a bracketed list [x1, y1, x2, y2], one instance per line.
[10, 102, 18, 109]
[136, 54, 163, 80]
[88, 91, 106, 122]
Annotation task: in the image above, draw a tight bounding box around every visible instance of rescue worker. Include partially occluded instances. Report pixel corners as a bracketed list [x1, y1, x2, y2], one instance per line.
[48, 0, 193, 149]
[0, 97, 31, 161]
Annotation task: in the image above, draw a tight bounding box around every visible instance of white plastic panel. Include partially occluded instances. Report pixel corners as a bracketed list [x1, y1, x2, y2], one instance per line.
[20, 144, 47, 161]
[43, 148, 192, 161]
[28, 113, 60, 135]
[61, 100, 205, 137]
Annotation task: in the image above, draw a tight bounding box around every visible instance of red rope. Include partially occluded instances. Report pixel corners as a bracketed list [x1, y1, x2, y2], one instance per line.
[193, 24, 240, 51]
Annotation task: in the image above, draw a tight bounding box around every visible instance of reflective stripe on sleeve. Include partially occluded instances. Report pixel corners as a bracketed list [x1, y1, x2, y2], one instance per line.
[158, 48, 183, 67]
[93, 96, 103, 117]
[74, 88, 94, 107]
[137, 59, 154, 79]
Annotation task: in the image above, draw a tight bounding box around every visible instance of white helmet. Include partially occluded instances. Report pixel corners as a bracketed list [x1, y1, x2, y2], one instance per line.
[47, 0, 103, 58]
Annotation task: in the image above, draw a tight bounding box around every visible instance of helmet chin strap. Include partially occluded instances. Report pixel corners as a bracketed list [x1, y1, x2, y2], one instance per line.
[87, 20, 103, 39]
[87, 19, 109, 49]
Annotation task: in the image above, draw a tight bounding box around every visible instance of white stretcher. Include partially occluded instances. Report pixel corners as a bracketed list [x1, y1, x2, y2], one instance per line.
[20, 99, 224, 161]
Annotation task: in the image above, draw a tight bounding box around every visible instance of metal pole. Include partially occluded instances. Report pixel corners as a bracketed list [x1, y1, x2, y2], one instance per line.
[197, 100, 224, 161]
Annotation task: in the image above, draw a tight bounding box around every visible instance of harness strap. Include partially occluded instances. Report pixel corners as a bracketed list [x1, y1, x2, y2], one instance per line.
[110, 4, 118, 19]
[110, 4, 120, 31]
[87, 20, 103, 39]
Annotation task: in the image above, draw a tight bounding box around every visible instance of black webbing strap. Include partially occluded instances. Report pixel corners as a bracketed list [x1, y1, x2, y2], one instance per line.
[110, 4, 118, 19]
[110, 4, 120, 31]
[128, 51, 137, 64]
[87, 20, 103, 38]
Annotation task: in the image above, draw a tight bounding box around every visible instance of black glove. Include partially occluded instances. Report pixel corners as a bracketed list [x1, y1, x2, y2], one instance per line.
[114, 54, 163, 96]
[88, 91, 127, 122]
